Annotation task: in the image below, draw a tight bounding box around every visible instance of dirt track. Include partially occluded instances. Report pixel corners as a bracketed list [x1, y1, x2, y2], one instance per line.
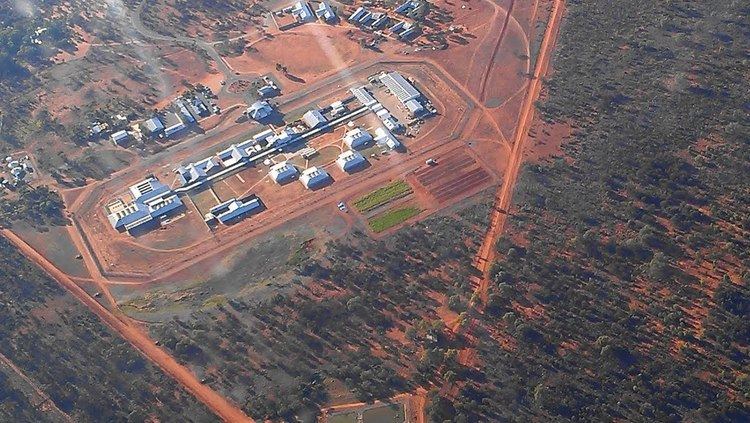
[474, 0, 565, 292]
[4, 0, 564, 420]
[1, 230, 254, 423]
[446, 0, 565, 405]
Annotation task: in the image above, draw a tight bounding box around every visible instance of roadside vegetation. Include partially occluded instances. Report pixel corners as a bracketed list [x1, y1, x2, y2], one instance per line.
[432, 1, 750, 421]
[0, 185, 67, 228]
[368, 206, 422, 233]
[148, 197, 492, 421]
[0, 237, 216, 422]
[352, 179, 413, 213]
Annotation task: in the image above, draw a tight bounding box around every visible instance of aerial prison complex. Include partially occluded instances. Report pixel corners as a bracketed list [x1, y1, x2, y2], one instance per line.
[105, 71, 433, 235]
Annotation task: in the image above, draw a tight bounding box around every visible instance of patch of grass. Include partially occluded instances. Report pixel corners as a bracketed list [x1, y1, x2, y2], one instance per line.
[353, 180, 413, 213]
[363, 403, 405, 423]
[202, 294, 227, 309]
[329, 412, 359, 423]
[287, 238, 316, 266]
[368, 206, 421, 233]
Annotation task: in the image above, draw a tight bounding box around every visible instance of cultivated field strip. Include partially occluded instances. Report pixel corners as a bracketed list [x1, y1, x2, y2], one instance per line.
[414, 151, 491, 203]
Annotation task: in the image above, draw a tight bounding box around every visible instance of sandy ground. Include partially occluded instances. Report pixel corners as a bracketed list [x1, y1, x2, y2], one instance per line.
[6, 0, 571, 419]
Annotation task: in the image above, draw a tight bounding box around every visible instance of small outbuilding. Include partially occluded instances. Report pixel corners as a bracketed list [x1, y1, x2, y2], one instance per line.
[303, 109, 327, 128]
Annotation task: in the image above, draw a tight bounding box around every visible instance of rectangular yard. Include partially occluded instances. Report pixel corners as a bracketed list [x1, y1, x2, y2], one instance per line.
[190, 188, 219, 217]
[353, 180, 413, 213]
[368, 206, 421, 233]
[363, 403, 405, 423]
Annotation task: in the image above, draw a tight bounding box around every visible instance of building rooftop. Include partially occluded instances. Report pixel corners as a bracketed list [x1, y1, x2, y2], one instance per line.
[291, 1, 315, 22]
[247, 101, 274, 120]
[143, 117, 165, 133]
[315, 1, 336, 21]
[109, 177, 183, 232]
[300, 166, 331, 188]
[111, 130, 129, 145]
[336, 150, 367, 172]
[303, 109, 327, 128]
[351, 86, 378, 107]
[343, 127, 372, 148]
[269, 161, 299, 183]
[380, 71, 421, 103]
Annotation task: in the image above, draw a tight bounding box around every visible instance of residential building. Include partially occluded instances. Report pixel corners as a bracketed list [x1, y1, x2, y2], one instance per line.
[336, 150, 367, 173]
[111, 130, 129, 146]
[163, 112, 186, 137]
[349, 7, 367, 22]
[303, 109, 327, 128]
[269, 161, 299, 184]
[175, 99, 196, 123]
[291, 1, 315, 22]
[142, 117, 165, 135]
[315, 1, 336, 22]
[206, 197, 263, 224]
[395, 0, 421, 14]
[257, 84, 278, 98]
[343, 127, 372, 149]
[299, 166, 331, 189]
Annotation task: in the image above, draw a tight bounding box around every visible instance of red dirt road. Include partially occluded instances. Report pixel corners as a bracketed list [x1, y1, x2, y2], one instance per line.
[475, 0, 565, 297]
[1, 229, 254, 423]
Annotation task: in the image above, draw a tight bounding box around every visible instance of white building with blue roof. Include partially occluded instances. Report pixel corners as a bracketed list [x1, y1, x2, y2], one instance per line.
[315, 1, 336, 22]
[142, 117, 165, 135]
[107, 177, 183, 233]
[205, 197, 263, 224]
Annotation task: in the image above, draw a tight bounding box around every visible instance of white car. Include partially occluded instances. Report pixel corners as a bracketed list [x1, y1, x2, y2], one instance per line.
[337, 202, 348, 212]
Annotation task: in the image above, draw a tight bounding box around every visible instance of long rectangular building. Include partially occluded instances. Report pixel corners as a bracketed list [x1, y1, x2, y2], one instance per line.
[380, 71, 421, 103]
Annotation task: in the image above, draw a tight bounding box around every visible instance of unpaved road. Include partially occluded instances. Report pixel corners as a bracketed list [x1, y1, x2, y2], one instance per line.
[1, 229, 254, 423]
[0, 352, 73, 422]
[475, 0, 565, 295]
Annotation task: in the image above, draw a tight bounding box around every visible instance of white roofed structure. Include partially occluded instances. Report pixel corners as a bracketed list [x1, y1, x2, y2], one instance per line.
[343, 127, 372, 149]
[351, 86, 378, 107]
[303, 109, 327, 128]
[269, 161, 299, 184]
[299, 166, 331, 189]
[380, 71, 421, 103]
[374, 127, 402, 150]
[111, 130, 129, 146]
[291, 1, 315, 22]
[336, 150, 367, 173]
[143, 117, 165, 134]
[247, 101, 274, 121]
[315, 1, 336, 22]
